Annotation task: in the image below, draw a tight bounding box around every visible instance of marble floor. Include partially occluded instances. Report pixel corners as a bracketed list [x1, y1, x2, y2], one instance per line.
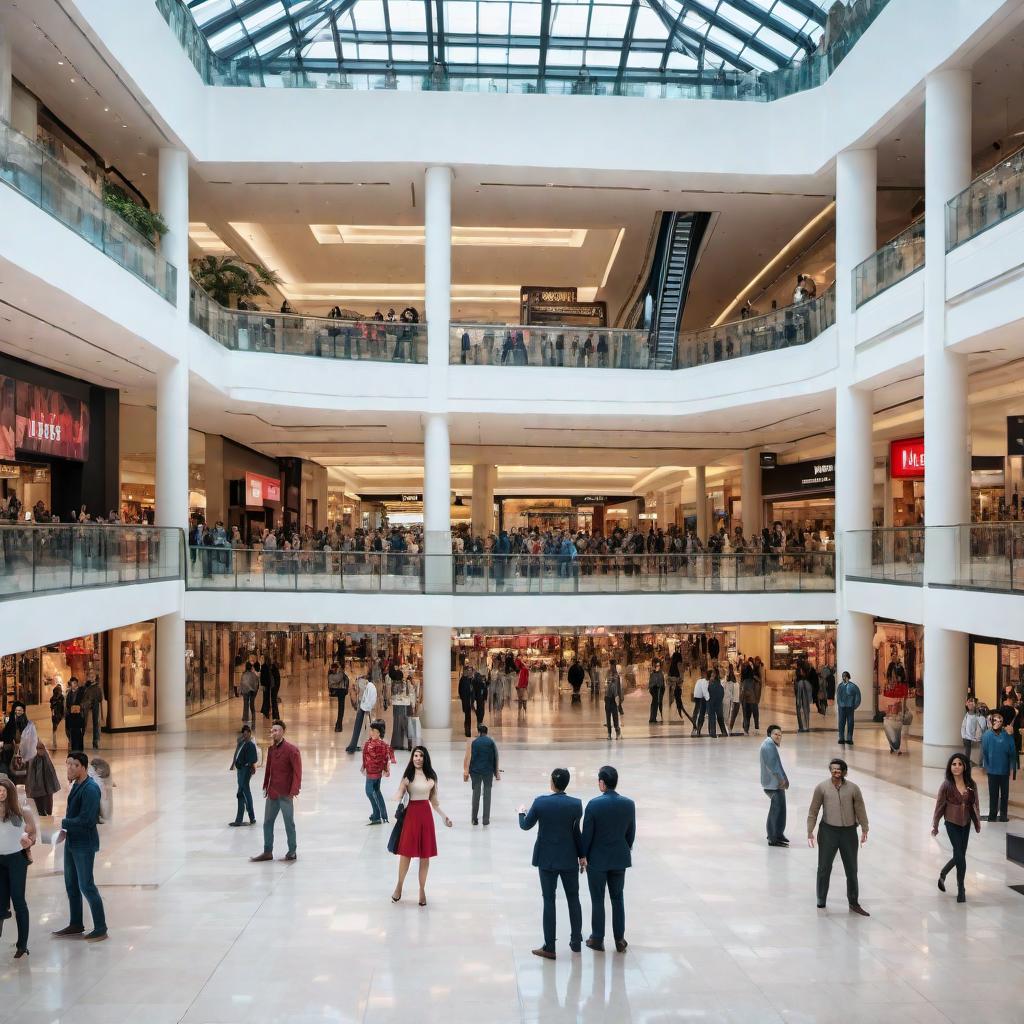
[4, 681, 1024, 1024]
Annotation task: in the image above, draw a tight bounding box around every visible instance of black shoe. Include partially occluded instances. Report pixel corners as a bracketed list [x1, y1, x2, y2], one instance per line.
[957, 891, 966, 903]
[569, 941, 581, 953]
[816, 902, 826, 909]
[52, 925, 85, 937]
[585, 938, 605, 952]
[938, 872, 947, 893]
[229, 821, 243, 827]
[837, 739, 846, 745]
[472, 820, 479, 826]
[849, 905, 870, 917]
[999, 816, 1010, 822]
[846, 741, 854, 747]
[615, 939, 628, 953]
[768, 840, 788, 847]
[282, 852, 297, 861]
[84, 929, 108, 941]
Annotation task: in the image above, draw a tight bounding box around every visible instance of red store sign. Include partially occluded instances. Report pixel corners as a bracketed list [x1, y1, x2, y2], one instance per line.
[890, 437, 925, 479]
[244, 471, 282, 507]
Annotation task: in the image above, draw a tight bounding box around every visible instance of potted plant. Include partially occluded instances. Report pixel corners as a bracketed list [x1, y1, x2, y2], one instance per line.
[190, 253, 282, 307]
[102, 183, 168, 244]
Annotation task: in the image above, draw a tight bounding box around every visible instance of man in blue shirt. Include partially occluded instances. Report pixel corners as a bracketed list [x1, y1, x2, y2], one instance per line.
[463, 725, 499, 826]
[518, 767, 584, 959]
[580, 765, 636, 953]
[53, 751, 107, 941]
[760, 724, 789, 846]
[836, 671, 862, 746]
[981, 711, 1017, 822]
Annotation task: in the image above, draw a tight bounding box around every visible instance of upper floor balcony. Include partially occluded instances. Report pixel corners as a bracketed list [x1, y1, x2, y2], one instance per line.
[0, 121, 177, 304]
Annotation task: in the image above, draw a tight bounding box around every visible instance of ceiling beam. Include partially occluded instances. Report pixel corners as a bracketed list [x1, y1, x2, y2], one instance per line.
[784, 0, 828, 27]
[616, 0, 641, 87]
[727, 0, 817, 53]
[683, 0, 791, 67]
[647, 0, 752, 73]
[537, 0, 552, 88]
[433, 0, 446, 64]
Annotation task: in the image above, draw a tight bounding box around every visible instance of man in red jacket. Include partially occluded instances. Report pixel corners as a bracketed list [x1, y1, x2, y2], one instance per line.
[251, 720, 302, 863]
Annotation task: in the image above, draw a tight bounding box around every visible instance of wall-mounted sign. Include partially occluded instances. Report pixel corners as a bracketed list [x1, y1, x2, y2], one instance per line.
[761, 458, 835, 497]
[890, 437, 925, 479]
[244, 472, 281, 507]
[520, 285, 608, 328]
[9, 379, 89, 462]
[1009, 416, 1024, 456]
[759, 451, 777, 469]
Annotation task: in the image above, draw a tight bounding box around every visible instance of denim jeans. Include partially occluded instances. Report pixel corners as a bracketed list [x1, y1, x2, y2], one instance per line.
[263, 796, 296, 855]
[235, 767, 255, 823]
[0, 851, 29, 950]
[242, 692, 257, 724]
[838, 706, 855, 743]
[764, 787, 787, 842]
[64, 843, 106, 933]
[365, 777, 387, 822]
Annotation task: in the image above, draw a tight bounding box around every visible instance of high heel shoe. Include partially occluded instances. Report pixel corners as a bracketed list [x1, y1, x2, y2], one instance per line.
[13, 948, 28, 959]
[391, 892, 401, 903]
[937, 871, 947, 893]
[418, 894, 427, 907]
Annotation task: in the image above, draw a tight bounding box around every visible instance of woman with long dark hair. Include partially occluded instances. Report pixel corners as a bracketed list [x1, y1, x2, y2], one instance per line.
[932, 753, 982, 903]
[391, 746, 452, 906]
[0, 775, 36, 958]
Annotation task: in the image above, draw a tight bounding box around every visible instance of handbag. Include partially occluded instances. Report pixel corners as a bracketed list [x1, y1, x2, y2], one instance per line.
[386, 800, 407, 855]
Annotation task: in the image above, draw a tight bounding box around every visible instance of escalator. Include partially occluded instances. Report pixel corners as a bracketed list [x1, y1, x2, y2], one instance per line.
[621, 211, 710, 368]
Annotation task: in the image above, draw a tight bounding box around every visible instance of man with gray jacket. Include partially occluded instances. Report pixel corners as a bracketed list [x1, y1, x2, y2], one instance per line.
[760, 724, 789, 847]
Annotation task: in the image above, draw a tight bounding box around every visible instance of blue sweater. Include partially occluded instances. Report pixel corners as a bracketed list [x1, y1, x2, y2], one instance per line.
[982, 729, 1016, 776]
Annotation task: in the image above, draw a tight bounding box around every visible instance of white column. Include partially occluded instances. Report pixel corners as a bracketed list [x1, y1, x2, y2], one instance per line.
[923, 69, 973, 762]
[425, 166, 452, 401]
[421, 625, 451, 729]
[423, 413, 451, 592]
[834, 148, 877, 697]
[741, 448, 762, 538]
[471, 464, 496, 537]
[0, 18, 11, 125]
[660, 488, 676, 531]
[695, 466, 708, 540]
[156, 148, 190, 734]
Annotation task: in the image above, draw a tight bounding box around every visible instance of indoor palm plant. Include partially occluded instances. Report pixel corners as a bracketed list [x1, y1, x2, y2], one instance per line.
[190, 253, 282, 307]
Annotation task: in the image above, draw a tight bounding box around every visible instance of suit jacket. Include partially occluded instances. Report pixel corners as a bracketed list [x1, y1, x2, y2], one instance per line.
[62, 776, 102, 852]
[519, 792, 584, 872]
[581, 791, 636, 871]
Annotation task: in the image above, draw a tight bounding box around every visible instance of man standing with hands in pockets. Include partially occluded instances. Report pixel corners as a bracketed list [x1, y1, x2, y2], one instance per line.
[760, 724, 789, 847]
[518, 767, 585, 960]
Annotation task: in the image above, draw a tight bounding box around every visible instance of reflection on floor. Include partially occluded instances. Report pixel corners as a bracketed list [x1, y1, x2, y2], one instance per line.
[2, 679, 1023, 1023]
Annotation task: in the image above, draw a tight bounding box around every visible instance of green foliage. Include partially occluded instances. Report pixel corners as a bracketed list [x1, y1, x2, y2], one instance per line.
[191, 253, 283, 307]
[101, 183, 168, 242]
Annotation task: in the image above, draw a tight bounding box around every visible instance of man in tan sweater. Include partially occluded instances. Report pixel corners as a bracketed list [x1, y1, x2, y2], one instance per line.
[806, 758, 869, 916]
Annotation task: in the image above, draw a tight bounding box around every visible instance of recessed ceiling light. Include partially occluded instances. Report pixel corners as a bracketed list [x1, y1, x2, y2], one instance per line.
[57, 60, 64, 66]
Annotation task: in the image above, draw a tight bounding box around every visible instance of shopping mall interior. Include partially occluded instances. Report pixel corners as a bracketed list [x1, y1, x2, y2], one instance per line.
[3, 0, 1024, 1019]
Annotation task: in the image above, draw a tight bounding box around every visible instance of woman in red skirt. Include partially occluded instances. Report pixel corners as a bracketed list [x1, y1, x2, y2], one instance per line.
[391, 746, 452, 906]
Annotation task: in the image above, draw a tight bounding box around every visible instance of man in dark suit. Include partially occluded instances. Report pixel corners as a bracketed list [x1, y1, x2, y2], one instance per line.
[53, 751, 107, 940]
[518, 767, 585, 960]
[581, 765, 636, 953]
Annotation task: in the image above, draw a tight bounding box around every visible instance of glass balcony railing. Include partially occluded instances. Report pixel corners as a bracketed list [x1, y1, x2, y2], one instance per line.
[947, 149, 1024, 251]
[190, 283, 427, 363]
[0, 121, 177, 304]
[844, 527, 924, 584]
[156, 0, 891, 104]
[948, 523, 1024, 592]
[853, 218, 925, 308]
[449, 325, 657, 369]
[185, 547, 834, 594]
[0, 525, 183, 599]
[677, 287, 835, 368]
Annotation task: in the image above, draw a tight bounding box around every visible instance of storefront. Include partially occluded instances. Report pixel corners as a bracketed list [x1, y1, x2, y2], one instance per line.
[769, 623, 837, 673]
[969, 635, 1024, 709]
[761, 457, 835, 536]
[2, 623, 155, 732]
[871, 619, 923, 717]
[497, 496, 639, 534]
[0, 355, 119, 521]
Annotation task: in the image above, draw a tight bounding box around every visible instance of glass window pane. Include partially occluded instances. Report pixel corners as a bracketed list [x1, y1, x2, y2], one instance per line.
[255, 27, 291, 54]
[245, 4, 283, 32]
[478, 1, 511, 33]
[304, 39, 337, 58]
[355, 41, 391, 59]
[550, 4, 589, 35]
[632, 8, 665, 39]
[445, 1, 478, 32]
[448, 45, 479, 62]
[509, 2, 540, 33]
[392, 43, 430, 60]
[583, 48, 619, 67]
[389, 0, 427, 32]
[353, 0, 388, 31]
[755, 26, 798, 54]
[588, 5, 629, 36]
[191, 0, 235, 27]
[626, 50, 662, 68]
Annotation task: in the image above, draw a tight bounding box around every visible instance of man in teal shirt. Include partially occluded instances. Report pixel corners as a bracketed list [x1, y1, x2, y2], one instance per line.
[982, 712, 1016, 821]
[836, 672, 862, 746]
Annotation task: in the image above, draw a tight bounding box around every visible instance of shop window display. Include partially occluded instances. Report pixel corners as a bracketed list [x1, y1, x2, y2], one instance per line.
[769, 624, 836, 672]
[1, 635, 102, 715]
[109, 623, 156, 729]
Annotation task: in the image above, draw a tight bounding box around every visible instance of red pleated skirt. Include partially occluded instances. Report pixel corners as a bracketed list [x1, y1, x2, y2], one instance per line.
[396, 799, 438, 859]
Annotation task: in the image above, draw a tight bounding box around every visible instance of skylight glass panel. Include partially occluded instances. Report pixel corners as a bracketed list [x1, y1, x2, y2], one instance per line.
[445, 1, 479, 33]
[665, 50, 698, 70]
[631, 7, 664, 39]
[244, 4, 284, 32]
[448, 45, 479, 62]
[389, 0, 427, 32]
[740, 48, 775, 70]
[305, 39, 337, 58]
[478, 1, 511, 34]
[392, 43, 430, 60]
[626, 50, 662, 68]
[583, 48, 619, 67]
[509, 3, 540, 34]
[255, 27, 291, 54]
[191, 0, 233, 27]
[550, 3, 590, 35]
[353, 0, 387, 30]
[552, 45, 587, 65]
[208, 24, 248, 50]
[587, 5, 629, 37]
[508, 47, 540, 63]
[755, 26, 800, 54]
[726, 9, 760, 34]
[355, 41, 390, 58]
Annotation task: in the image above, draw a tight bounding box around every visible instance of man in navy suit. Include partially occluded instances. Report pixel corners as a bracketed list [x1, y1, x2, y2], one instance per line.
[581, 765, 636, 953]
[518, 767, 585, 960]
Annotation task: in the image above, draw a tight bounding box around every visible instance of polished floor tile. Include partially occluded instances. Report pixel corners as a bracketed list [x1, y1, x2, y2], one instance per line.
[3, 664, 1024, 1023]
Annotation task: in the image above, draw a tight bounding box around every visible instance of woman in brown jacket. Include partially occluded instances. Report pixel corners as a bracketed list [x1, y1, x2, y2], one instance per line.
[931, 753, 982, 903]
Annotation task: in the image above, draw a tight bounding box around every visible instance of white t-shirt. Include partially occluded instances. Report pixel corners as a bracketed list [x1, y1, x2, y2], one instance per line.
[0, 816, 26, 856]
[360, 681, 378, 712]
[693, 677, 710, 700]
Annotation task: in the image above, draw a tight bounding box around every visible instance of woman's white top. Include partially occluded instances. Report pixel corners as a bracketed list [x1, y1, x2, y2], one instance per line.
[0, 815, 26, 855]
[407, 772, 436, 801]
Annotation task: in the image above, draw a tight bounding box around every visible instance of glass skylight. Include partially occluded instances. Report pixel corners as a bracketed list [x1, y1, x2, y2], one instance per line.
[185, 0, 830, 81]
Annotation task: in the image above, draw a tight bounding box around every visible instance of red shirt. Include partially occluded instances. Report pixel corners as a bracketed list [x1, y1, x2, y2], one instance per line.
[263, 739, 302, 798]
[361, 737, 396, 780]
[516, 658, 529, 689]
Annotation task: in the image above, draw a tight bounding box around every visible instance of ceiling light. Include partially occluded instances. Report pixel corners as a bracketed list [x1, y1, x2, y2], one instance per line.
[309, 225, 588, 248]
[600, 227, 625, 289]
[188, 222, 230, 252]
